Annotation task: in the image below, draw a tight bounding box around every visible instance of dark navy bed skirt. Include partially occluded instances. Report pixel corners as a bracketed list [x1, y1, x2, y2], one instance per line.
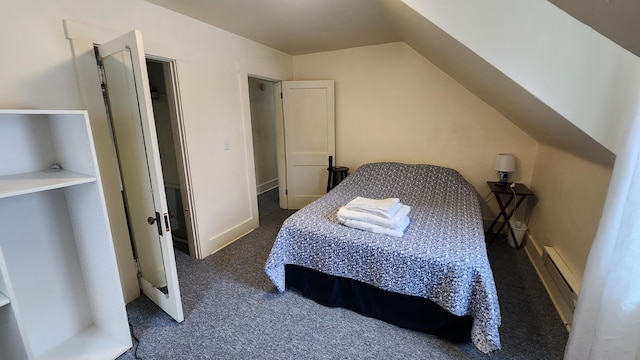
[285, 264, 473, 343]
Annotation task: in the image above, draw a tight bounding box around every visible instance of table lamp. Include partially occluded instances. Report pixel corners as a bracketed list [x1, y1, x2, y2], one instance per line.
[495, 153, 515, 185]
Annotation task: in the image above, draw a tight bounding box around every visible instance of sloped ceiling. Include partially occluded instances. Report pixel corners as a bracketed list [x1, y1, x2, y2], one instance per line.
[549, 0, 640, 59]
[144, 0, 401, 55]
[145, 0, 635, 166]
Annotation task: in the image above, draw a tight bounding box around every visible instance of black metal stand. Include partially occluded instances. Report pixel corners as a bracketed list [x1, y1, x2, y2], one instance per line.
[485, 181, 534, 249]
[326, 156, 349, 192]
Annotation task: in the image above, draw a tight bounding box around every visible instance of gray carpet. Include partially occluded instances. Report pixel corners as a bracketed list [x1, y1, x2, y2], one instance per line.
[117, 188, 568, 359]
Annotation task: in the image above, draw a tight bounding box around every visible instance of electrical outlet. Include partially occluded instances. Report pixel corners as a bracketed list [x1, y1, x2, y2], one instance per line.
[510, 182, 516, 188]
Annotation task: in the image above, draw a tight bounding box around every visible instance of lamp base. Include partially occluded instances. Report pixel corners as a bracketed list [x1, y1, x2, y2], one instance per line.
[498, 171, 509, 184]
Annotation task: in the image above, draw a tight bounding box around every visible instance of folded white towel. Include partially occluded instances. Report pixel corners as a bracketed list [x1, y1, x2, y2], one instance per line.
[337, 204, 411, 229]
[345, 197, 402, 219]
[340, 215, 410, 237]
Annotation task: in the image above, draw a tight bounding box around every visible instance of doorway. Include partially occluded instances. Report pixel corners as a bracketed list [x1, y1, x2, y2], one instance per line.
[248, 77, 280, 211]
[246, 78, 336, 211]
[97, 52, 197, 258]
[146, 59, 197, 257]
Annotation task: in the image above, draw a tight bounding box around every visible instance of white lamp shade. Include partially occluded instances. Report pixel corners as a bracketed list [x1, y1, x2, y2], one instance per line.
[495, 153, 516, 172]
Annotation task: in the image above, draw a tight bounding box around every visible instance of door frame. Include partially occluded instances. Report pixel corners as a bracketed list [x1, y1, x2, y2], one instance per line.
[246, 77, 285, 200]
[273, 81, 288, 208]
[147, 56, 200, 259]
[236, 63, 286, 222]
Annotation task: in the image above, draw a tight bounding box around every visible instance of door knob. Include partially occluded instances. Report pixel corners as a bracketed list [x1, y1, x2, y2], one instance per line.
[147, 212, 163, 235]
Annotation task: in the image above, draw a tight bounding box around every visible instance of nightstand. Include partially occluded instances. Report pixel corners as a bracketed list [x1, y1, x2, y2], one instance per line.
[485, 181, 535, 249]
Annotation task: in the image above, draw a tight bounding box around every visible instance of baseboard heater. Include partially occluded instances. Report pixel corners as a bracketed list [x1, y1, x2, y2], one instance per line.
[543, 246, 580, 327]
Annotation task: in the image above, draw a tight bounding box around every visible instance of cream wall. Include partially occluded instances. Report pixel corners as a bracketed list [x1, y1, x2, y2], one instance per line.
[293, 42, 537, 201]
[528, 144, 612, 285]
[1, 0, 292, 299]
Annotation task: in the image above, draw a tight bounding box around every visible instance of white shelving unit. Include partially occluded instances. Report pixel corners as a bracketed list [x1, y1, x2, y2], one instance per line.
[0, 110, 131, 360]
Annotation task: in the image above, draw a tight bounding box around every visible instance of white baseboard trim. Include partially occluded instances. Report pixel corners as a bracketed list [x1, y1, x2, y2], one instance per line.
[524, 233, 574, 331]
[257, 178, 278, 195]
[204, 217, 258, 258]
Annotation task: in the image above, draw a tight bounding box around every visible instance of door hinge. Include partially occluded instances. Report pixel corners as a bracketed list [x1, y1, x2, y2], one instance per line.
[280, 92, 283, 99]
[134, 259, 141, 274]
[285, 189, 288, 195]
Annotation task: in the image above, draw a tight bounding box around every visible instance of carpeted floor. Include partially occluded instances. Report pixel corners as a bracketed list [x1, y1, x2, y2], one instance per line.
[117, 188, 568, 359]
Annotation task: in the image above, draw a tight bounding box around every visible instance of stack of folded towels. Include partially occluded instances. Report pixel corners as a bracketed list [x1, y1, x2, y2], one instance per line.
[337, 197, 411, 237]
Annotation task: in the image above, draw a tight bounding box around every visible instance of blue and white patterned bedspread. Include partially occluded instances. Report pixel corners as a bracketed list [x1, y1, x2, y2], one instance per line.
[264, 162, 501, 353]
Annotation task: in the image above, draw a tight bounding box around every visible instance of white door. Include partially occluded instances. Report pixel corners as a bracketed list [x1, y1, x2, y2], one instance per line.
[98, 30, 184, 322]
[281, 80, 335, 209]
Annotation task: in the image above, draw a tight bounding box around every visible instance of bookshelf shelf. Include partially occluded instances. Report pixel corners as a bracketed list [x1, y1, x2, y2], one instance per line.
[0, 170, 96, 199]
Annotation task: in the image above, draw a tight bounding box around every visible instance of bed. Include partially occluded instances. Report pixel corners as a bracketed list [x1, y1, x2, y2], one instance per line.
[264, 162, 501, 353]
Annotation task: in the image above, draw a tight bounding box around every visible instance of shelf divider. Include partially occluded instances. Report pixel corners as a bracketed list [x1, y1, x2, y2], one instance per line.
[0, 170, 96, 199]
